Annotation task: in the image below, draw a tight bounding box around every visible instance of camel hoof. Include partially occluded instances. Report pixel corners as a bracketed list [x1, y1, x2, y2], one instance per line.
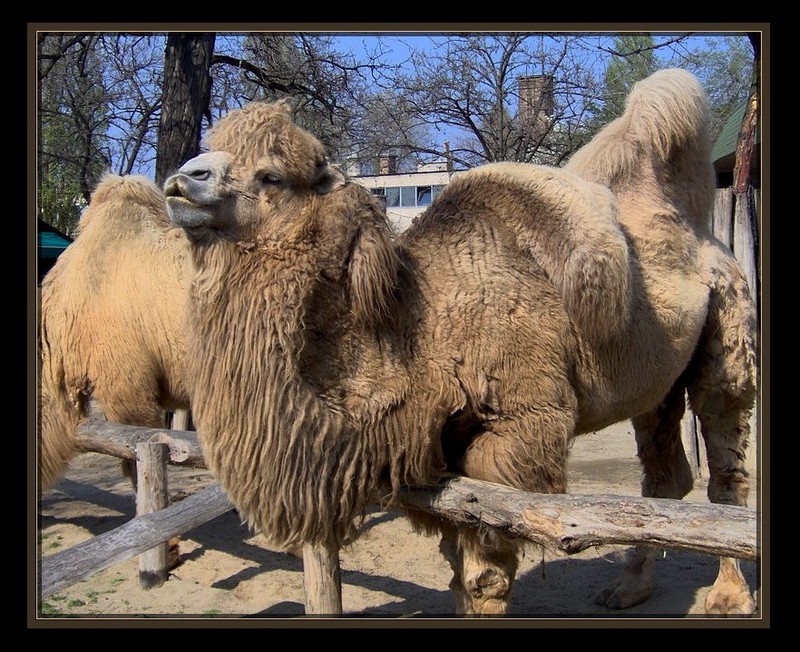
[704, 585, 756, 616]
[465, 568, 511, 616]
[168, 537, 183, 570]
[595, 578, 653, 610]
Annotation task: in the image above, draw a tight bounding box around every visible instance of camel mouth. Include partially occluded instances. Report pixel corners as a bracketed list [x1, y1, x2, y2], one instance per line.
[164, 173, 224, 229]
[165, 193, 219, 229]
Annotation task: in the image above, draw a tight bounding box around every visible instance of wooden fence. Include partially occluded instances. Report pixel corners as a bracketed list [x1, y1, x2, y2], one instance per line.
[39, 417, 759, 615]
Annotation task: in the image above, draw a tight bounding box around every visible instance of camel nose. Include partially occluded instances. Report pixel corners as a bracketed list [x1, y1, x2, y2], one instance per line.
[177, 151, 232, 183]
[164, 151, 232, 206]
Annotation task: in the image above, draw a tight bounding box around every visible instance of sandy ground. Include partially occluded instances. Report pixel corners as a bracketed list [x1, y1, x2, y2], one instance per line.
[33, 421, 764, 626]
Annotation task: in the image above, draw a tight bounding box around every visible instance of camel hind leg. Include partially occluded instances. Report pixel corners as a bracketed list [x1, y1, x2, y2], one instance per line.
[595, 381, 694, 610]
[687, 256, 757, 616]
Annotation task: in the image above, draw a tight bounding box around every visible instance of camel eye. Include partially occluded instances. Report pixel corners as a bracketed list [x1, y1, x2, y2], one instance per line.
[258, 171, 282, 185]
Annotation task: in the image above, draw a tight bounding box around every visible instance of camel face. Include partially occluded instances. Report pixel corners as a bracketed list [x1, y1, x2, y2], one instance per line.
[164, 151, 231, 229]
[165, 105, 347, 249]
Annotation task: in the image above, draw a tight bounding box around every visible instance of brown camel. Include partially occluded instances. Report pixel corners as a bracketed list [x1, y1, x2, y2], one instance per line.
[163, 68, 758, 616]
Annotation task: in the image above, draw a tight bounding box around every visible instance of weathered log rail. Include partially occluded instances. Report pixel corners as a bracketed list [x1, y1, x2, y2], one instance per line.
[38, 418, 759, 612]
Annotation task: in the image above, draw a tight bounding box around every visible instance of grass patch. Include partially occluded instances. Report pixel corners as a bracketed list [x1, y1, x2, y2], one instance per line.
[41, 533, 65, 550]
[39, 594, 67, 616]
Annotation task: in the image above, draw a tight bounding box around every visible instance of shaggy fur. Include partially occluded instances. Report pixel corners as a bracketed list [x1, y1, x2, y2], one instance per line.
[164, 70, 758, 615]
[39, 174, 193, 489]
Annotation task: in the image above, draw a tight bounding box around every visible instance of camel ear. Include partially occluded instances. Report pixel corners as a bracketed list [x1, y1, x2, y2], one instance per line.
[274, 97, 295, 116]
[313, 161, 346, 195]
[347, 210, 400, 327]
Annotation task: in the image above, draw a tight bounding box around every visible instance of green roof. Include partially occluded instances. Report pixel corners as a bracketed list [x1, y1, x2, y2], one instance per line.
[38, 228, 72, 259]
[712, 100, 761, 163]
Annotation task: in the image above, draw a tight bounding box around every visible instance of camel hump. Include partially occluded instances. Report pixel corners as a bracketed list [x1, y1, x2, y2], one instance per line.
[82, 173, 172, 234]
[566, 69, 712, 184]
[455, 163, 632, 341]
[623, 68, 711, 161]
[90, 173, 168, 215]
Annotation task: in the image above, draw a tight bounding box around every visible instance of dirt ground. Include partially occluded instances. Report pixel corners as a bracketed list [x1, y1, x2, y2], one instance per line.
[33, 421, 764, 626]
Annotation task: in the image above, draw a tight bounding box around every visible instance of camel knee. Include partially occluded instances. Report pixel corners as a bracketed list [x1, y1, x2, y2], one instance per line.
[457, 527, 519, 616]
[696, 413, 751, 507]
[462, 566, 514, 615]
[707, 466, 750, 507]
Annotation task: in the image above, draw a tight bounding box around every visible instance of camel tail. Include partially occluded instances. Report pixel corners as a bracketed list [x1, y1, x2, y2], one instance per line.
[38, 328, 85, 489]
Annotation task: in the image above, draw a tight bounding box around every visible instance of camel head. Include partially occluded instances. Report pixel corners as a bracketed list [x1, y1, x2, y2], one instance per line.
[164, 99, 401, 327]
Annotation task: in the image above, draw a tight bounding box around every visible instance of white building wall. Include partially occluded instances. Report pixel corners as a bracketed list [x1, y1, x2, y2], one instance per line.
[350, 164, 456, 233]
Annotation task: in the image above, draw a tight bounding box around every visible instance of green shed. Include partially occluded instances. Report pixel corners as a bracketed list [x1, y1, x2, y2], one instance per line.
[38, 219, 73, 283]
[712, 100, 761, 189]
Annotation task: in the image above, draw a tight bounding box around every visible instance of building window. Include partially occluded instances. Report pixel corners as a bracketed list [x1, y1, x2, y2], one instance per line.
[417, 186, 432, 206]
[373, 184, 447, 208]
[370, 188, 387, 209]
[384, 187, 401, 207]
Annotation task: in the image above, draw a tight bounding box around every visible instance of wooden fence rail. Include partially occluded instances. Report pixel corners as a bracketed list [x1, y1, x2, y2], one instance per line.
[39, 418, 759, 611]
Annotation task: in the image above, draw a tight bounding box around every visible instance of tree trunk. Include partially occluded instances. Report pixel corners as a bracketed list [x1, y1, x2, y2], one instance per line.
[732, 33, 761, 193]
[155, 33, 216, 186]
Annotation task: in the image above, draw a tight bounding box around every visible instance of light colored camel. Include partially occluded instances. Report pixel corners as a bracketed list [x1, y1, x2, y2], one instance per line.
[163, 69, 758, 616]
[39, 174, 193, 491]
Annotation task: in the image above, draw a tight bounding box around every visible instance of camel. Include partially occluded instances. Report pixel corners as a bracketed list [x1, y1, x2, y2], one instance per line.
[39, 174, 193, 491]
[163, 69, 758, 616]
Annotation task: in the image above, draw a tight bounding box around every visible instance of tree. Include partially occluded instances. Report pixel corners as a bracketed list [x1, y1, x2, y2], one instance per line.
[37, 30, 757, 236]
[732, 33, 760, 193]
[155, 33, 216, 186]
[393, 34, 584, 168]
[389, 33, 663, 169]
[38, 33, 110, 235]
[38, 33, 166, 235]
[210, 33, 420, 169]
[592, 34, 658, 126]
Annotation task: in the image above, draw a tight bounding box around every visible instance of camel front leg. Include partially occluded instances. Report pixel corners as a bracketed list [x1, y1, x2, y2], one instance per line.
[440, 524, 519, 616]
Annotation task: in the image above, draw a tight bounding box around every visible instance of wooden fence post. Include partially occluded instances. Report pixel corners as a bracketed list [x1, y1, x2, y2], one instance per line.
[302, 543, 342, 616]
[680, 400, 705, 479]
[136, 441, 170, 589]
[171, 409, 190, 431]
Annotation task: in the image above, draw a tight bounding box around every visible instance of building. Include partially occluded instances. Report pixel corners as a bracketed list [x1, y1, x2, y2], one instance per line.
[517, 74, 554, 142]
[350, 156, 455, 233]
[349, 75, 556, 232]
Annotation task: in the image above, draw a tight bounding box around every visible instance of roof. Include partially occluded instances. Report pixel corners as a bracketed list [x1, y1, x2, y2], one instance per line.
[712, 100, 761, 174]
[38, 219, 73, 259]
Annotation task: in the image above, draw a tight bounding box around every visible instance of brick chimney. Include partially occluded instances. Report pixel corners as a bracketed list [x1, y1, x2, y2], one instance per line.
[378, 154, 398, 175]
[518, 74, 554, 127]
